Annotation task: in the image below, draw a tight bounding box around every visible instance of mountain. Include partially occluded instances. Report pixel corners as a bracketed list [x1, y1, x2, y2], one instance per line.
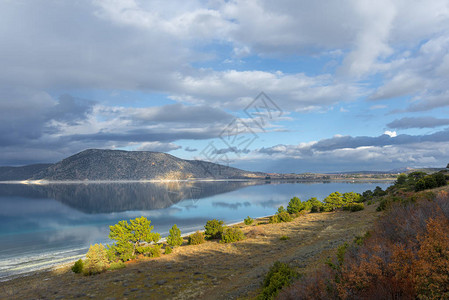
[19, 149, 266, 181]
[0, 164, 53, 181]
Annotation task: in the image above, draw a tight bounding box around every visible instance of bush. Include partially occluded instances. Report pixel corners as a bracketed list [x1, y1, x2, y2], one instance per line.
[287, 197, 304, 214]
[108, 216, 160, 261]
[167, 224, 183, 247]
[324, 192, 344, 211]
[204, 219, 224, 239]
[344, 203, 365, 212]
[277, 211, 292, 223]
[310, 204, 322, 213]
[244, 216, 254, 225]
[71, 259, 84, 274]
[304, 197, 322, 211]
[188, 231, 205, 245]
[258, 261, 298, 299]
[83, 244, 109, 275]
[277, 206, 286, 214]
[109, 261, 126, 271]
[143, 244, 162, 258]
[165, 246, 172, 254]
[221, 227, 245, 243]
[269, 215, 280, 223]
[342, 192, 362, 204]
[280, 235, 290, 240]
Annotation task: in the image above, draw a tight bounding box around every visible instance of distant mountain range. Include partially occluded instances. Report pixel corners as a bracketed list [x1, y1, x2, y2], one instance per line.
[0, 149, 266, 181]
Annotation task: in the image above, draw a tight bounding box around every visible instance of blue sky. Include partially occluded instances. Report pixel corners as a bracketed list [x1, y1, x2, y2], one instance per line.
[1, 0, 449, 172]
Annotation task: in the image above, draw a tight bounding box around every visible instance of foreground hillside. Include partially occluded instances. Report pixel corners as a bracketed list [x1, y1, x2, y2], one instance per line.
[30, 149, 265, 181]
[0, 204, 380, 299]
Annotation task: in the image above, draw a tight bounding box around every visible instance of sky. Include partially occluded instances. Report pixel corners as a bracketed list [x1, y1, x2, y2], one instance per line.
[1, 0, 449, 172]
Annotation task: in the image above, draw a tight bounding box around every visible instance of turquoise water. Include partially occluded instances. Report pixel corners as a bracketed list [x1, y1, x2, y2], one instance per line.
[0, 180, 392, 280]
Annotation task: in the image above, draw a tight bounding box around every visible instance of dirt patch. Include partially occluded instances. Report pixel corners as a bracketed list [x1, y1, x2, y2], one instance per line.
[0, 204, 381, 300]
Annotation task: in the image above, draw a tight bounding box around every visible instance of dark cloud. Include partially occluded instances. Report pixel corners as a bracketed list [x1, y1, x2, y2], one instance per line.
[48, 95, 96, 125]
[184, 147, 198, 152]
[131, 103, 233, 124]
[387, 117, 449, 129]
[212, 147, 251, 155]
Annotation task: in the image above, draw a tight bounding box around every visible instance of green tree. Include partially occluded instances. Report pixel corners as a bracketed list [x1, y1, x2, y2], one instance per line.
[304, 197, 323, 212]
[108, 216, 160, 261]
[342, 192, 362, 204]
[83, 243, 109, 275]
[324, 191, 343, 211]
[395, 173, 407, 185]
[277, 206, 286, 214]
[433, 172, 447, 187]
[373, 186, 387, 197]
[287, 197, 304, 214]
[166, 224, 183, 247]
[204, 219, 224, 239]
[244, 216, 254, 225]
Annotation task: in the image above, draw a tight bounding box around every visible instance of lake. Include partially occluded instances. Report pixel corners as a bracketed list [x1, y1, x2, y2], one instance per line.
[0, 180, 392, 280]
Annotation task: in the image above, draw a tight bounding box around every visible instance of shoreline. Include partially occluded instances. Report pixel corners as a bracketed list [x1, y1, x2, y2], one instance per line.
[0, 178, 396, 185]
[0, 205, 381, 299]
[0, 214, 274, 283]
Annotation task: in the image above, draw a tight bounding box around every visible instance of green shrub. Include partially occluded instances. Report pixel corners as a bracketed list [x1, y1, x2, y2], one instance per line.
[310, 204, 323, 213]
[324, 191, 344, 211]
[188, 231, 205, 245]
[287, 197, 304, 214]
[71, 259, 84, 274]
[258, 261, 298, 300]
[221, 227, 245, 243]
[277, 211, 292, 223]
[304, 197, 322, 211]
[342, 192, 362, 204]
[109, 261, 126, 270]
[108, 216, 160, 261]
[167, 224, 183, 247]
[344, 203, 365, 212]
[147, 244, 162, 257]
[204, 219, 224, 239]
[277, 206, 286, 214]
[83, 244, 110, 275]
[280, 235, 290, 241]
[165, 246, 172, 254]
[244, 216, 254, 225]
[269, 215, 280, 223]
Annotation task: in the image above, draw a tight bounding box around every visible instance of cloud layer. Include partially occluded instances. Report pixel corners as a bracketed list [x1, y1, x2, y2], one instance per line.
[1, 0, 449, 171]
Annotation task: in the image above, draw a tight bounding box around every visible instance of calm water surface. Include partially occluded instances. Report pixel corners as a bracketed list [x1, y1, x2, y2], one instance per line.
[0, 180, 392, 280]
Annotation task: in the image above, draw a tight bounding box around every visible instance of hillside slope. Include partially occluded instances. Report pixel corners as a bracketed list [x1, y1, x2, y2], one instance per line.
[31, 149, 265, 181]
[0, 164, 52, 181]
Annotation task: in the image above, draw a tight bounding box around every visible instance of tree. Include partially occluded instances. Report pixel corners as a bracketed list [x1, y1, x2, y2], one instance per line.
[204, 219, 224, 239]
[277, 206, 286, 214]
[433, 172, 447, 187]
[304, 197, 321, 211]
[167, 224, 183, 247]
[342, 192, 362, 204]
[287, 197, 304, 214]
[373, 186, 387, 197]
[83, 244, 109, 275]
[108, 216, 160, 261]
[324, 192, 343, 211]
[395, 173, 407, 185]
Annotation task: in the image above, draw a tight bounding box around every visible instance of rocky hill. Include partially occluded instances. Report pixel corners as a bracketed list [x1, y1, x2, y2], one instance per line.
[0, 164, 52, 181]
[22, 149, 265, 181]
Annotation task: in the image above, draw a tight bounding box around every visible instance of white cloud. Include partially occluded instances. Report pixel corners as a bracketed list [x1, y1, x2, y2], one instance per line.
[136, 141, 181, 152]
[384, 130, 397, 137]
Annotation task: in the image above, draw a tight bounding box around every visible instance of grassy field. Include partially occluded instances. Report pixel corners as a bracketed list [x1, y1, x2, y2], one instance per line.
[0, 204, 382, 300]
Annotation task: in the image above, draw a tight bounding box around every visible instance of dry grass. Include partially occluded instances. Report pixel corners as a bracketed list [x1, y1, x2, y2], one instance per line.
[0, 205, 381, 300]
